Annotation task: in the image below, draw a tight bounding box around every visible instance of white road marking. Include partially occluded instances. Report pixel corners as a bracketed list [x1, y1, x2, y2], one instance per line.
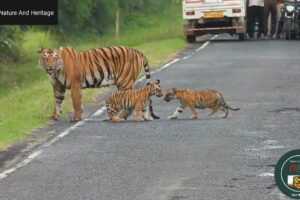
[0, 38, 213, 180]
[196, 35, 218, 52]
[258, 173, 274, 177]
[263, 124, 278, 127]
[43, 121, 85, 148]
[92, 106, 106, 117]
[196, 41, 210, 52]
[0, 150, 43, 180]
[247, 139, 284, 178]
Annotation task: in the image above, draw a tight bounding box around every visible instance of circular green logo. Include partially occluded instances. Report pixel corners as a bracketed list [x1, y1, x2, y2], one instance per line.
[275, 149, 300, 199]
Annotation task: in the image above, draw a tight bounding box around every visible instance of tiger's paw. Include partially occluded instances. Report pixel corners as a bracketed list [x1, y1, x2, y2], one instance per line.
[52, 115, 59, 121]
[51, 112, 60, 121]
[143, 116, 154, 121]
[69, 117, 82, 122]
[135, 118, 144, 122]
[112, 116, 125, 122]
[191, 115, 198, 119]
[167, 115, 178, 119]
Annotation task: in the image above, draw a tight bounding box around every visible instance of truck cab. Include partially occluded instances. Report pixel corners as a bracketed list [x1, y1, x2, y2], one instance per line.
[182, 0, 247, 42]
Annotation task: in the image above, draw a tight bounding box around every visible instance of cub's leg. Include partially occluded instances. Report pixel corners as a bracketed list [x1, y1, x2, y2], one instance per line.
[105, 101, 116, 120]
[106, 102, 125, 121]
[208, 105, 219, 117]
[186, 103, 198, 119]
[168, 104, 186, 119]
[219, 106, 229, 118]
[143, 101, 154, 121]
[70, 83, 82, 122]
[117, 109, 133, 120]
[52, 81, 66, 120]
[109, 108, 125, 122]
[134, 103, 143, 122]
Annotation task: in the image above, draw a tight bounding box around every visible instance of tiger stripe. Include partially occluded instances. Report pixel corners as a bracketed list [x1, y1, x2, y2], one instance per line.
[105, 80, 163, 121]
[38, 45, 157, 121]
[164, 88, 240, 119]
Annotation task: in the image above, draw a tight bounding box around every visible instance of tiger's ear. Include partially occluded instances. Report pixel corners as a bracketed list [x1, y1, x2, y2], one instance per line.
[59, 46, 63, 53]
[37, 46, 44, 53]
[155, 79, 160, 84]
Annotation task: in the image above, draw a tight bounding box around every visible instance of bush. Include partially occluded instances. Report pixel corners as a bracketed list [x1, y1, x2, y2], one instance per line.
[0, 26, 23, 61]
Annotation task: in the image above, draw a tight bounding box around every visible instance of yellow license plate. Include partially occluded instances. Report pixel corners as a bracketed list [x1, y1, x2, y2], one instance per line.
[204, 11, 224, 18]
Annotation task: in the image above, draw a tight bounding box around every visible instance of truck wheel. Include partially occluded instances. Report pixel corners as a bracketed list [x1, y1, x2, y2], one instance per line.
[238, 33, 246, 41]
[186, 35, 196, 43]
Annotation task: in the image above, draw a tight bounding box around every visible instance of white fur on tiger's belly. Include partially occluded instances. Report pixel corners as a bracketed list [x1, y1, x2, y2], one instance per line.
[57, 73, 70, 88]
[86, 75, 94, 86]
[101, 79, 115, 87]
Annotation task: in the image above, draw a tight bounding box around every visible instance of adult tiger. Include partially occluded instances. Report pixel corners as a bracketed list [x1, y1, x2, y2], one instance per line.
[38, 46, 159, 121]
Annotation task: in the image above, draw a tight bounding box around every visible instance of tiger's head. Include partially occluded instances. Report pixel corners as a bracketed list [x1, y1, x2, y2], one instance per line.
[149, 79, 163, 97]
[38, 46, 63, 78]
[164, 88, 177, 102]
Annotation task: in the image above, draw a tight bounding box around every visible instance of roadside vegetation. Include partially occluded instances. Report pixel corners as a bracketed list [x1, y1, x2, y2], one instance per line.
[0, 1, 185, 149]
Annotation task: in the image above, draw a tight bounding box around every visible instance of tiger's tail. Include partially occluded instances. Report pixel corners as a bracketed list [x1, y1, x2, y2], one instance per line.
[224, 103, 240, 111]
[143, 55, 151, 85]
[142, 54, 160, 119]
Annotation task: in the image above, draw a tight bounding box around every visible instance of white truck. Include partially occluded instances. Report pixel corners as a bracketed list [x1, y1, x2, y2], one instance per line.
[182, 0, 247, 42]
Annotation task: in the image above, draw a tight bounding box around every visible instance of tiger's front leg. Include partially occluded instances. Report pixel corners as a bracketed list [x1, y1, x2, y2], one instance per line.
[143, 101, 154, 121]
[52, 81, 66, 120]
[70, 83, 82, 122]
[168, 104, 185, 119]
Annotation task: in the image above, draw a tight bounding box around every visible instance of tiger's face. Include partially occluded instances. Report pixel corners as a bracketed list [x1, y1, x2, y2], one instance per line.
[38, 47, 63, 78]
[164, 88, 177, 102]
[150, 79, 163, 97]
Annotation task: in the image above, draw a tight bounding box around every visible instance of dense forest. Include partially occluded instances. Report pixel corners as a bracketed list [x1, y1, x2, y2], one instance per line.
[0, 0, 177, 61]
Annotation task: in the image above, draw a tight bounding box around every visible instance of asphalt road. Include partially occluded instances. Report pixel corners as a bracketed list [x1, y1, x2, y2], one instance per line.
[1, 35, 300, 200]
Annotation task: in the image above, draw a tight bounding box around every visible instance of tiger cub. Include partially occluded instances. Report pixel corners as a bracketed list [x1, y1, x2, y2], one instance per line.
[106, 80, 163, 122]
[164, 88, 239, 119]
[38, 46, 160, 122]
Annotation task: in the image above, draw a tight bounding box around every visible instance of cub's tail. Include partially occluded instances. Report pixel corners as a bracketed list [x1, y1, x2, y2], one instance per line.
[225, 104, 240, 111]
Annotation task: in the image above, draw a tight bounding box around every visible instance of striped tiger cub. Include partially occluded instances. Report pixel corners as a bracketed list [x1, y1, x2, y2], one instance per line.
[164, 88, 240, 119]
[106, 79, 163, 122]
[38, 46, 159, 121]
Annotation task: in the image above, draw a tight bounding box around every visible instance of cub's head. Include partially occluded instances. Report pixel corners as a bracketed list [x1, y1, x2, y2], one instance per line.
[148, 79, 163, 97]
[164, 88, 177, 102]
[38, 46, 63, 78]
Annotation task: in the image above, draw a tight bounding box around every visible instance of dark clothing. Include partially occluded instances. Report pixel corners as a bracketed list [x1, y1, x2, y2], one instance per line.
[276, 0, 284, 4]
[247, 6, 264, 38]
[264, 0, 277, 36]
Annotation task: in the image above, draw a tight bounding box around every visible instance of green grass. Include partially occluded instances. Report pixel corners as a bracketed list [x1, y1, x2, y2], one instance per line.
[0, 6, 186, 149]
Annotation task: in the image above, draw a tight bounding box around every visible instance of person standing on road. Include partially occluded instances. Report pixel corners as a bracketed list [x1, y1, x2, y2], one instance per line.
[275, 0, 284, 38]
[264, 0, 277, 38]
[247, 0, 265, 39]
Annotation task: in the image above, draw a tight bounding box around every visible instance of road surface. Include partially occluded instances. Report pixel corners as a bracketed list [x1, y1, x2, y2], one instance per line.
[1, 35, 300, 200]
